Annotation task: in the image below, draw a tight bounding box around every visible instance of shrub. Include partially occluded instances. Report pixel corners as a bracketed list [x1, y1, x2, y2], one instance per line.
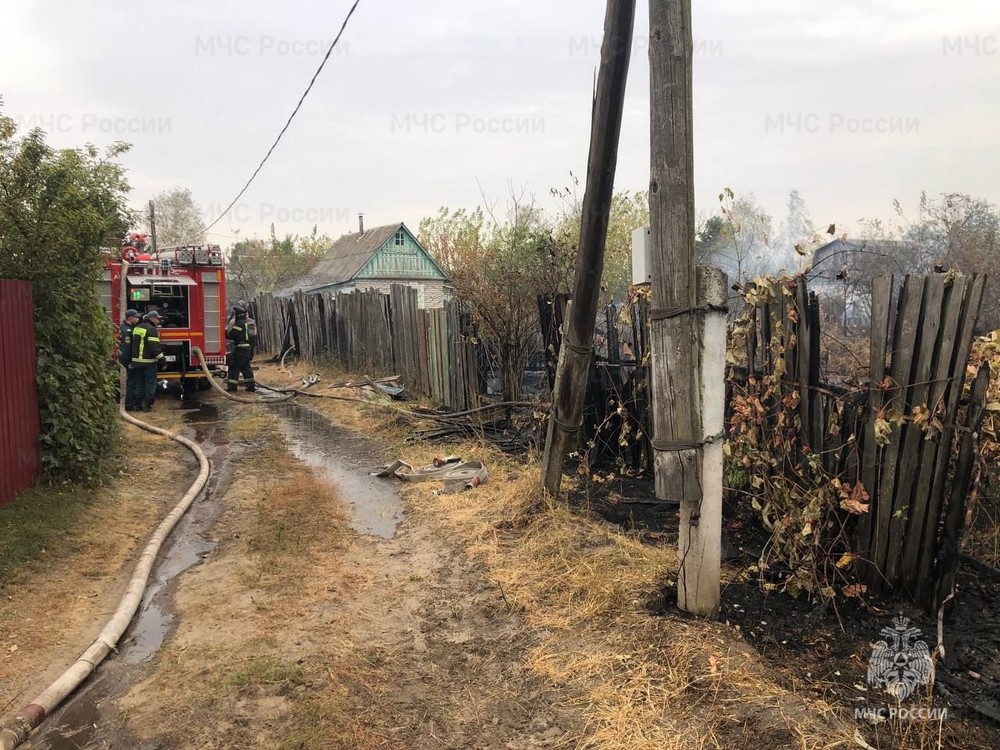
[0, 109, 133, 482]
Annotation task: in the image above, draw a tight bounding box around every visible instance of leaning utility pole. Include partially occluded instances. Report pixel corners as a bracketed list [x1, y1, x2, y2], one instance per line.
[148, 200, 158, 253]
[649, 0, 726, 616]
[540, 0, 637, 495]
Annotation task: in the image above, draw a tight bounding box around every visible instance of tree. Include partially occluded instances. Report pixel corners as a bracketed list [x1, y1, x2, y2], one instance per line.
[695, 214, 725, 263]
[711, 188, 773, 286]
[149, 187, 205, 246]
[420, 195, 562, 402]
[776, 189, 815, 273]
[0, 108, 133, 482]
[226, 224, 331, 300]
[551, 174, 649, 301]
[903, 192, 1000, 329]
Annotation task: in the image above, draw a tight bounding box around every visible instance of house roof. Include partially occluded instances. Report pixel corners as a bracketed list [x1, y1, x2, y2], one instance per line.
[811, 238, 918, 269]
[274, 223, 399, 295]
[297, 223, 402, 291]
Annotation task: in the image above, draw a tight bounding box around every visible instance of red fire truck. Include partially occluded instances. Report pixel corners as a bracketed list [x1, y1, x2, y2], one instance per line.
[99, 232, 230, 389]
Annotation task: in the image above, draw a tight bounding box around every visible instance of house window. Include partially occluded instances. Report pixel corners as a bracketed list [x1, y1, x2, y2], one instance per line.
[395, 230, 405, 246]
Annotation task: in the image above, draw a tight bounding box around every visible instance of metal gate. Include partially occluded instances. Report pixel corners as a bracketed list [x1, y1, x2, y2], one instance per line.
[0, 280, 41, 506]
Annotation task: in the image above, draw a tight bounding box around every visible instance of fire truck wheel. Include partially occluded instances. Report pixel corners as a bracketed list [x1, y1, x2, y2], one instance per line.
[196, 378, 213, 391]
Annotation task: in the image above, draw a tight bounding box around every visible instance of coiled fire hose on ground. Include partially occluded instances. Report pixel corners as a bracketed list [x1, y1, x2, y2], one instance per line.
[372, 456, 489, 494]
[0, 376, 211, 750]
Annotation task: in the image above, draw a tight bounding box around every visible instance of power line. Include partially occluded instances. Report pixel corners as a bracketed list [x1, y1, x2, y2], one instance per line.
[202, 0, 363, 234]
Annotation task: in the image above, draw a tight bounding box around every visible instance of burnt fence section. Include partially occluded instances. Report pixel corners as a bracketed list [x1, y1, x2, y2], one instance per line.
[544, 272, 990, 611]
[734, 273, 988, 612]
[0, 280, 41, 506]
[538, 290, 654, 474]
[250, 286, 478, 412]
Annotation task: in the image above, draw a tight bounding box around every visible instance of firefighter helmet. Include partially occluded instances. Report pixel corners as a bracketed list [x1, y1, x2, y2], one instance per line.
[232, 305, 247, 316]
[125, 309, 141, 319]
[143, 310, 162, 321]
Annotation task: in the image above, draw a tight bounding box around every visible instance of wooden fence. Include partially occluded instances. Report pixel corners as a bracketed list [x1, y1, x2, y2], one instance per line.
[735, 273, 988, 611]
[250, 286, 478, 411]
[0, 280, 41, 506]
[856, 274, 986, 606]
[539, 290, 654, 472]
[254, 274, 989, 609]
[544, 273, 989, 610]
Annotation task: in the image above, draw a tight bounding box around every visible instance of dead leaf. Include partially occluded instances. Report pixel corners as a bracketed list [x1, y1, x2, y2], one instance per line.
[842, 584, 868, 598]
[874, 417, 892, 446]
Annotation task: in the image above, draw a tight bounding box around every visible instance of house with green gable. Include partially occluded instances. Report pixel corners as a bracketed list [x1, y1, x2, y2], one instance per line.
[275, 220, 451, 308]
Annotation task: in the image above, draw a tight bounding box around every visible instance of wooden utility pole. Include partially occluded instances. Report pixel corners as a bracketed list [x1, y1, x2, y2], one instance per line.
[649, 0, 726, 616]
[541, 0, 637, 495]
[148, 200, 158, 252]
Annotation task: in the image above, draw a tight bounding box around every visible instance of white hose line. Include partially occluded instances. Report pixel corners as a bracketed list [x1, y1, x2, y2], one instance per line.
[191, 346, 295, 404]
[0, 387, 211, 750]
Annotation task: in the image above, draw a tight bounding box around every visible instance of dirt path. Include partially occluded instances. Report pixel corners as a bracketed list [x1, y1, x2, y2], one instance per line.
[8, 396, 576, 750]
[11, 374, 953, 749]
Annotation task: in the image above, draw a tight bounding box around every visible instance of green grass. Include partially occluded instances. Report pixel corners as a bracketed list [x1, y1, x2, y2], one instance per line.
[0, 485, 93, 582]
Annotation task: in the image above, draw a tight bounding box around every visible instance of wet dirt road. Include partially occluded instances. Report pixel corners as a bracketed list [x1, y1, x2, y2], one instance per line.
[24, 396, 407, 750]
[17, 388, 576, 750]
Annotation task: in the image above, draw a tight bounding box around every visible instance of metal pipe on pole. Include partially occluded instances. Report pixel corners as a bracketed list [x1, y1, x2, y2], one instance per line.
[540, 0, 637, 495]
[648, 0, 726, 616]
[148, 200, 158, 253]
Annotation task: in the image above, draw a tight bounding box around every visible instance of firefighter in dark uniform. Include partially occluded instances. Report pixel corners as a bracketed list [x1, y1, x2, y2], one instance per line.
[120, 308, 141, 408]
[118, 308, 140, 366]
[128, 310, 165, 411]
[226, 306, 256, 392]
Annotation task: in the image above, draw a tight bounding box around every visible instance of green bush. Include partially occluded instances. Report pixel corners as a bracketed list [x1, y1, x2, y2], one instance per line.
[0, 108, 133, 483]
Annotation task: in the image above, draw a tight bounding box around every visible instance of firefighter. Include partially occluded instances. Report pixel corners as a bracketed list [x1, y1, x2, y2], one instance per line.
[127, 310, 165, 411]
[118, 309, 140, 367]
[226, 306, 256, 392]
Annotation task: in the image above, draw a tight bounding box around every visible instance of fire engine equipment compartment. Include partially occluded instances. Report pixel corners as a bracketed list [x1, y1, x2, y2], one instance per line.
[100, 234, 229, 387]
[126, 277, 196, 328]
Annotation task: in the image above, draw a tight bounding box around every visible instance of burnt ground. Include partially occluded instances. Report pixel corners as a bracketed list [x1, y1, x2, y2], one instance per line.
[565, 470, 1000, 750]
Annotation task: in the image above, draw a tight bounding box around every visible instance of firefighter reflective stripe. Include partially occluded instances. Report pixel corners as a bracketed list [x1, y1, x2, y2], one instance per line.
[132, 324, 165, 364]
[227, 323, 251, 346]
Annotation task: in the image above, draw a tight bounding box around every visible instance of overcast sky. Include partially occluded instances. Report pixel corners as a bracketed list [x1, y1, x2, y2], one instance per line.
[1, 0, 997, 246]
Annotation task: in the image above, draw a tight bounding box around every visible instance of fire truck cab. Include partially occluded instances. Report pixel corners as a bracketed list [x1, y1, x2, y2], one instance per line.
[99, 233, 230, 388]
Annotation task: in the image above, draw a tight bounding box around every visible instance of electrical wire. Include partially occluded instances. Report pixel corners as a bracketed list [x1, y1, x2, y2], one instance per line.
[202, 0, 363, 234]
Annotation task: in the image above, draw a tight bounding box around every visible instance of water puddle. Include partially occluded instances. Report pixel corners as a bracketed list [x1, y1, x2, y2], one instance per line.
[275, 402, 403, 538]
[120, 408, 232, 664]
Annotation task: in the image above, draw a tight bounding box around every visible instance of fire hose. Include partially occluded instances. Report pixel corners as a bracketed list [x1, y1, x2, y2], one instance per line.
[0, 380, 211, 750]
[190, 346, 299, 404]
[371, 456, 489, 494]
[0, 269, 323, 746]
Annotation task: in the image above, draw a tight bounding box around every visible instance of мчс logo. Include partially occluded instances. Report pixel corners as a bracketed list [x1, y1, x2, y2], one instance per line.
[867, 615, 933, 700]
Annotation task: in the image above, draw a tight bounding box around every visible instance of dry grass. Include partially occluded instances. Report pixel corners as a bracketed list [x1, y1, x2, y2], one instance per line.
[253, 359, 861, 749]
[0, 426, 191, 714]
